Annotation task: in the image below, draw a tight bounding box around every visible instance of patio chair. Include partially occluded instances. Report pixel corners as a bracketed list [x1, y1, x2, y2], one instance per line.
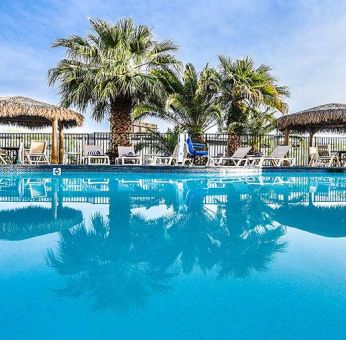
[81, 145, 110, 165]
[115, 146, 142, 165]
[24, 141, 49, 164]
[247, 145, 295, 167]
[308, 147, 318, 166]
[309, 145, 340, 167]
[186, 137, 208, 159]
[0, 148, 9, 164]
[144, 146, 177, 165]
[208, 146, 251, 166]
[144, 144, 191, 165]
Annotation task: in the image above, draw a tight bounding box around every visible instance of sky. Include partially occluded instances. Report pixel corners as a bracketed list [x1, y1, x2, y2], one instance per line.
[1, 0, 346, 132]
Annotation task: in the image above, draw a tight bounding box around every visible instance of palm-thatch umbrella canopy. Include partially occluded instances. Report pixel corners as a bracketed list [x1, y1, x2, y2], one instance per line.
[0, 206, 83, 240]
[277, 103, 346, 146]
[0, 96, 84, 163]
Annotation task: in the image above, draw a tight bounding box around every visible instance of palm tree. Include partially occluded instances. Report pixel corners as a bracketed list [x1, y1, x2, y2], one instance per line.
[48, 18, 179, 156]
[218, 55, 289, 154]
[133, 63, 222, 141]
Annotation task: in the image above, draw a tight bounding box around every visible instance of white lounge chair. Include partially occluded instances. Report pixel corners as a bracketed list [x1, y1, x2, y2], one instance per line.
[308, 147, 318, 166]
[115, 146, 142, 165]
[145, 146, 177, 165]
[81, 145, 110, 165]
[208, 147, 252, 166]
[0, 148, 9, 164]
[309, 145, 339, 167]
[247, 145, 295, 167]
[144, 145, 191, 165]
[24, 141, 49, 164]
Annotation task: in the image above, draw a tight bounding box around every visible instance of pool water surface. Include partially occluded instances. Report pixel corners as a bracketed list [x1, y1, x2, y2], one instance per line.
[0, 171, 345, 339]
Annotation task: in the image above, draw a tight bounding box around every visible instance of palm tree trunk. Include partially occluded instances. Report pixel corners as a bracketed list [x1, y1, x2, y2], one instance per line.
[226, 133, 241, 156]
[109, 97, 133, 157]
[189, 132, 204, 144]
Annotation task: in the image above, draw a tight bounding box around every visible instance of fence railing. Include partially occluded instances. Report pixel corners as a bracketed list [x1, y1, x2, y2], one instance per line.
[0, 132, 346, 166]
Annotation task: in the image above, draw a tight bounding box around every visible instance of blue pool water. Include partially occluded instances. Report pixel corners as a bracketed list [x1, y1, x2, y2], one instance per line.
[0, 171, 345, 340]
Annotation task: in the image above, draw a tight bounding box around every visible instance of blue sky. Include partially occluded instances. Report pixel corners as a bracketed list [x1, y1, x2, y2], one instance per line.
[1, 0, 346, 132]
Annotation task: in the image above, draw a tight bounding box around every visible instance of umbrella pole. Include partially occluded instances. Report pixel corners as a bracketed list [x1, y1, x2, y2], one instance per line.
[284, 128, 290, 145]
[308, 130, 315, 147]
[51, 118, 58, 164]
[58, 123, 64, 164]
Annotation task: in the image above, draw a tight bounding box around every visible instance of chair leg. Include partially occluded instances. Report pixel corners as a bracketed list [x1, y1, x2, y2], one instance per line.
[25, 152, 32, 164]
[0, 155, 7, 164]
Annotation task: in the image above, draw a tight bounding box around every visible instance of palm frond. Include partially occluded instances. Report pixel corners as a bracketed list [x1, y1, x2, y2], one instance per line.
[49, 17, 179, 124]
[218, 54, 289, 134]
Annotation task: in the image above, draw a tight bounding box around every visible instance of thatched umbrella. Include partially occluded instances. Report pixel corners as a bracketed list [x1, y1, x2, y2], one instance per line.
[277, 103, 346, 146]
[0, 96, 84, 163]
[0, 206, 83, 240]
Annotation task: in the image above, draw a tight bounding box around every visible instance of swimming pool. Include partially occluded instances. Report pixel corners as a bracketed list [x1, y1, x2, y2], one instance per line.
[0, 171, 345, 340]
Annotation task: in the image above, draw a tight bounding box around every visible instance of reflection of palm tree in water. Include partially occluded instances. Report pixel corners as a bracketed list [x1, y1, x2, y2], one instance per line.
[170, 181, 286, 278]
[47, 178, 181, 311]
[47, 179, 286, 310]
[216, 183, 286, 278]
[47, 213, 176, 311]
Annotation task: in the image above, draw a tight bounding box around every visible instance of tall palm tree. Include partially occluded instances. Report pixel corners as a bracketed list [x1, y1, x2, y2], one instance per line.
[218, 55, 289, 154]
[48, 18, 179, 156]
[133, 63, 222, 141]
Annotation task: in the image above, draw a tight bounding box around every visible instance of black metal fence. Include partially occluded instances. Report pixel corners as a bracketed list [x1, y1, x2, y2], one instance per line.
[0, 132, 346, 166]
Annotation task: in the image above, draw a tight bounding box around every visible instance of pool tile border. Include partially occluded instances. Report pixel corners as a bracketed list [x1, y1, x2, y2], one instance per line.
[0, 164, 345, 177]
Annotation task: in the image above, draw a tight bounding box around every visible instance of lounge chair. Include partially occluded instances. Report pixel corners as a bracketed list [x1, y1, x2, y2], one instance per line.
[144, 145, 178, 165]
[81, 145, 110, 165]
[155, 147, 178, 165]
[208, 146, 251, 166]
[247, 145, 295, 167]
[0, 148, 9, 164]
[308, 147, 318, 166]
[186, 137, 208, 159]
[309, 145, 339, 167]
[115, 146, 142, 165]
[144, 144, 191, 165]
[24, 141, 49, 164]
